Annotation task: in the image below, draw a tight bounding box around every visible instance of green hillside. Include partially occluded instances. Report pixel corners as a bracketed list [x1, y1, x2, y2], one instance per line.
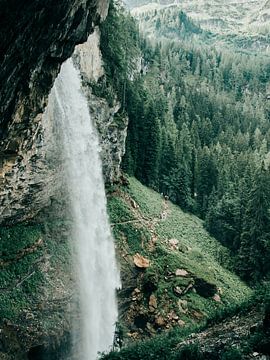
[107, 177, 252, 343]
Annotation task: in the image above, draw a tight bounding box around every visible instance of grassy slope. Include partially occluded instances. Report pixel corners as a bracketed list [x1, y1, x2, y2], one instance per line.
[107, 177, 252, 344]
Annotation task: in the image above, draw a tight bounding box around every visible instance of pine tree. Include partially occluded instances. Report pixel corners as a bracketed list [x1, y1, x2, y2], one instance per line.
[238, 164, 270, 281]
[196, 146, 217, 217]
[141, 102, 161, 188]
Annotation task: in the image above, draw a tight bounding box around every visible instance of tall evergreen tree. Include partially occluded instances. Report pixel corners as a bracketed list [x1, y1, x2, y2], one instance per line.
[238, 164, 270, 281]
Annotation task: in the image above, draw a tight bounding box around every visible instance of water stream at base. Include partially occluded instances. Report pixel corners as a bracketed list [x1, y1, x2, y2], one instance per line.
[44, 59, 119, 360]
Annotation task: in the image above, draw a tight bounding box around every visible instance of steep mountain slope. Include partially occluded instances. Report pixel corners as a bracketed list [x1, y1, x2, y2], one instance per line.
[107, 177, 252, 341]
[127, 0, 268, 31]
[129, 0, 270, 53]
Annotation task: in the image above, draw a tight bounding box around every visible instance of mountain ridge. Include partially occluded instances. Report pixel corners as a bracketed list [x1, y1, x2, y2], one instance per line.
[128, 0, 270, 53]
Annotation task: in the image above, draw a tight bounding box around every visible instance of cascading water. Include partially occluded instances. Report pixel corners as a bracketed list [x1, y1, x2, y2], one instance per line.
[44, 59, 119, 359]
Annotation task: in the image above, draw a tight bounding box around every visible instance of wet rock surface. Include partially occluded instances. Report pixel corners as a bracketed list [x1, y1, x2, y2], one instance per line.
[0, 1, 128, 225]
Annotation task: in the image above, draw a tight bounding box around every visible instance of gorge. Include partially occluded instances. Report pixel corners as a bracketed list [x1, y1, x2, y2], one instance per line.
[0, 0, 270, 359]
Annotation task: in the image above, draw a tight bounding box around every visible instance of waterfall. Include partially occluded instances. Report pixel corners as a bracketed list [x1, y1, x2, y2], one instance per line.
[44, 59, 119, 359]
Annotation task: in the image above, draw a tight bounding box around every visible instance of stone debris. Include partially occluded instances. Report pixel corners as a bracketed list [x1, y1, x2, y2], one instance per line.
[133, 253, 150, 268]
[178, 319, 186, 327]
[174, 283, 193, 297]
[176, 308, 264, 358]
[178, 299, 188, 314]
[192, 310, 204, 320]
[149, 294, 157, 309]
[167, 311, 179, 321]
[146, 322, 156, 335]
[175, 269, 189, 277]
[213, 294, 222, 302]
[130, 198, 139, 209]
[168, 238, 179, 250]
[174, 286, 183, 296]
[155, 315, 165, 327]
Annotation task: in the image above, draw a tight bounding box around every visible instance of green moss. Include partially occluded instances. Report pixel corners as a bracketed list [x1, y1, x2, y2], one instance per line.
[0, 223, 45, 321]
[221, 348, 243, 360]
[0, 218, 72, 327]
[114, 223, 151, 255]
[108, 197, 135, 224]
[0, 223, 43, 258]
[126, 177, 163, 218]
[101, 327, 203, 360]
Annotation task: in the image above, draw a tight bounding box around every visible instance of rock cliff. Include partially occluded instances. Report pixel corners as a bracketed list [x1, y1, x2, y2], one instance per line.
[0, 0, 108, 225]
[0, 1, 127, 225]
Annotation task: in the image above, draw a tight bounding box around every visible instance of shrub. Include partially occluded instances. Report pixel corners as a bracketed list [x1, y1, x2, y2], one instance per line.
[174, 344, 204, 360]
[221, 348, 243, 360]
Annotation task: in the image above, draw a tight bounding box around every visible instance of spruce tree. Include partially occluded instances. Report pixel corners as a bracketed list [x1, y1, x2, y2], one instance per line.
[238, 164, 270, 281]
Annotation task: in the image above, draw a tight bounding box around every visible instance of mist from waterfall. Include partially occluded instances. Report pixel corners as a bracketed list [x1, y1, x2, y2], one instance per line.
[44, 59, 119, 360]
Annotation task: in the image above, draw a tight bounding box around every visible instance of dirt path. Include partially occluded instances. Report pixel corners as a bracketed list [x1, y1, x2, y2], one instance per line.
[159, 197, 169, 220]
[111, 192, 171, 252]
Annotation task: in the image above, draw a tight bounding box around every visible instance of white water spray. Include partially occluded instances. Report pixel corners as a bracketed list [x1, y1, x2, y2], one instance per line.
[44, 59, 119, 359]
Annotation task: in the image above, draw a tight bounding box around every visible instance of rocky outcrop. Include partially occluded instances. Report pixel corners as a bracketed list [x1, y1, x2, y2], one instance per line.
[0, 0, 108, 225]
[178, 308, 267, 359]
[0, 4, 128, 225]
[0, 109, 61, 225]
[0, 0, 108, 138]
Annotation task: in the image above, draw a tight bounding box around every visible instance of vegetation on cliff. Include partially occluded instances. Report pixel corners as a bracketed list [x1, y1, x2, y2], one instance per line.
[0, 206, 74, 358]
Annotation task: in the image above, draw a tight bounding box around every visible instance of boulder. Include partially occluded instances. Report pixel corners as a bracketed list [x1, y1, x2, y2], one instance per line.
[167, 311, 179, 321]
[213, 294, 222, 302]
[175, 269, 189, 277]
[130, 199, 139, 209]
[194, 278, 217, 298]
[178, 319, 186, 327]
[168, 239, 179, 250]
[178, 299, 188, 314]
[155, 316, 165, 327]
[174, 283, 193, 297]
[174, 286, 183, 296]
[133, 253, 150, 269]
[149, 294, 158, 309]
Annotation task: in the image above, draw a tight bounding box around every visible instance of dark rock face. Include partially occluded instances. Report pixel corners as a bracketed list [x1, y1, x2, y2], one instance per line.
[0, 0, 107, 138]
[0, 0, 109, 225]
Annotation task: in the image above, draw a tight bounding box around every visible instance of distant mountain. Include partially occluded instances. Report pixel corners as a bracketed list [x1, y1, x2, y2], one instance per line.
[127, 0, 270, 53]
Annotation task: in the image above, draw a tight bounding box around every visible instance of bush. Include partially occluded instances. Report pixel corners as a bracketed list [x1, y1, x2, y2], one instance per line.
[174, 344, 204, 360]
[221, 348, 243, 360]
